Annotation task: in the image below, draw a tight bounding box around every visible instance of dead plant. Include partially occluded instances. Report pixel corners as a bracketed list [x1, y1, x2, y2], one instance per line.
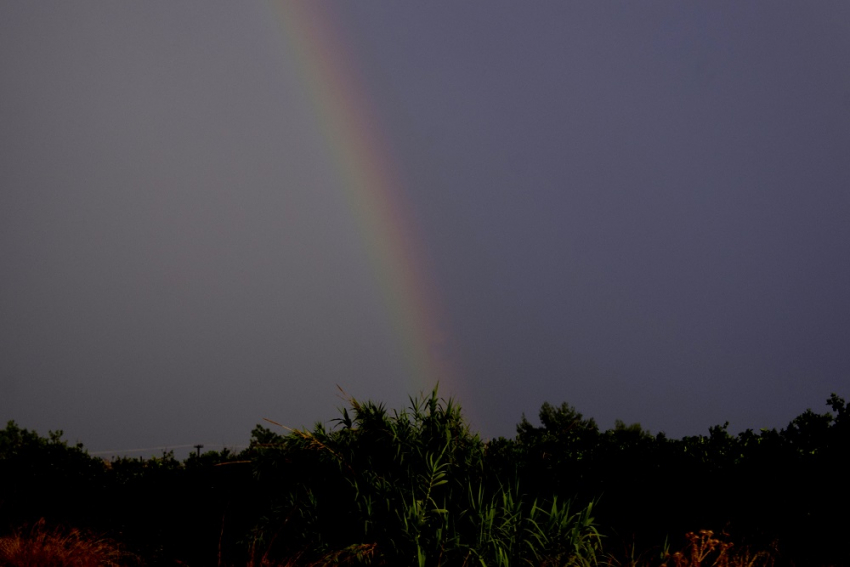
[0, 518, 139, 567]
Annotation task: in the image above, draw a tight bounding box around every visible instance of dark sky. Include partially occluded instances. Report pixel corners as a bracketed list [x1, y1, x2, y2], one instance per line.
[2, 2, 849, 457]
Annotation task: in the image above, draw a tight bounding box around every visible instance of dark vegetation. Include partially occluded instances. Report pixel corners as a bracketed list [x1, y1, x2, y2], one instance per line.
[0, 390, 847, 566]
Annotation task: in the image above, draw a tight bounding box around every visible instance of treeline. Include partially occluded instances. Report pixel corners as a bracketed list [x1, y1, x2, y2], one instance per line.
[0, 391, 847, 566]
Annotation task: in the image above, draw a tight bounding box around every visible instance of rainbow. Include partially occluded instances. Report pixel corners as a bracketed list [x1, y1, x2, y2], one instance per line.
[264, 2, 465, 404]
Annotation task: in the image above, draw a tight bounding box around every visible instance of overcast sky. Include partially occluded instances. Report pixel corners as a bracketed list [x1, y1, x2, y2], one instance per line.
[2, 2, 849, 457]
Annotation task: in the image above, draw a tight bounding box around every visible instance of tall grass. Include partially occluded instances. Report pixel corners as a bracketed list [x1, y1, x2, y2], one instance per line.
[247, 387, 603, 566]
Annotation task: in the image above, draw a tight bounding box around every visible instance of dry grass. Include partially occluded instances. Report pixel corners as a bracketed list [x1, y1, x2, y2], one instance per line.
[662, 530, 777, 567]
[605, 530, 779, 567]
[246, 543, 380, 567]
[0, 518, 138, 567]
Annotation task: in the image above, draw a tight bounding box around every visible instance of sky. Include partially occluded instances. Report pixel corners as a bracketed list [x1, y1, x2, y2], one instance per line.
[2, 2, 849, 458]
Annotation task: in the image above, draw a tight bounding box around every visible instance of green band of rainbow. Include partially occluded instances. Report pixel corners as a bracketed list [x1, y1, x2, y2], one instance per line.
[266, 2, 463, 402]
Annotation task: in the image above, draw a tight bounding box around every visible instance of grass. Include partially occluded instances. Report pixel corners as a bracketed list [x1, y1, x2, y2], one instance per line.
[604, 530, 779, 567]
[0, 519, 786, 567]
[0, 518, 138, 567]
[661, 530, 777, 567]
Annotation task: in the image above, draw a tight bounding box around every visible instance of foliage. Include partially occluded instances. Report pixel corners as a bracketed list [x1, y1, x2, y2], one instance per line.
[246, 387, 602, 566]
[0, 422, 108, 529]
[0, 393, 847, 566]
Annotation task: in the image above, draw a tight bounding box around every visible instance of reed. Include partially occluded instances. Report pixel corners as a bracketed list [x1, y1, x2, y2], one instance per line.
[247, 387, 603, 566]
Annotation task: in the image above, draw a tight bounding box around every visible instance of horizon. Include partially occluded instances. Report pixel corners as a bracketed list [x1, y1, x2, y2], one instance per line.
[8, 388, 845, 462]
